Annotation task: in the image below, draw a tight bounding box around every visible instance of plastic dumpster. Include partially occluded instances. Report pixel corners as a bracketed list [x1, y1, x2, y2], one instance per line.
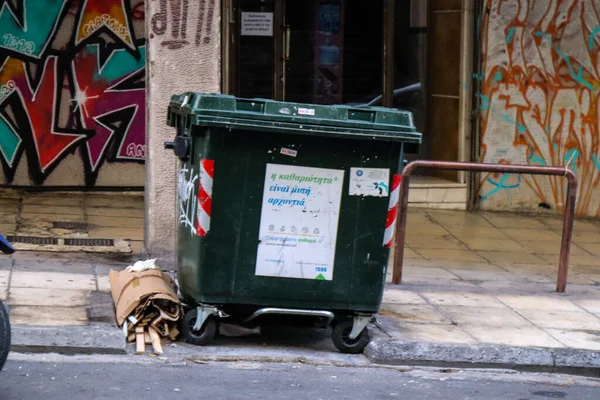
[165, 93, 421, 353]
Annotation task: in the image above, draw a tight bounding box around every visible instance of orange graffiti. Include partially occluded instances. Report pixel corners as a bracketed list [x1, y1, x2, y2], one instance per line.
[75, 0, 136, 50]
[480, 0, 600, 216]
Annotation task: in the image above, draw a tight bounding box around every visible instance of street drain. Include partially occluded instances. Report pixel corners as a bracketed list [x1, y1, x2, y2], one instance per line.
[6, 236, 116, 248]
[7, 236, 59, 245]
[64, 238, 114, 247]
[52, 221, 88, 230]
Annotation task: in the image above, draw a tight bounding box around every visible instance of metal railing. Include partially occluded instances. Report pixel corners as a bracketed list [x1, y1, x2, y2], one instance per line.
[391, 160, 578, 293]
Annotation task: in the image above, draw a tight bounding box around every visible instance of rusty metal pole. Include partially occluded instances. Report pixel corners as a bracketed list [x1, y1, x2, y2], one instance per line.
[391, 160, 578, 293]
[558, 171, 578, 292]
[391, 171, 411, 285]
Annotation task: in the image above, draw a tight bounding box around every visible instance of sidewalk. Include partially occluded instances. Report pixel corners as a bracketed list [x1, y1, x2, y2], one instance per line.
[372, 208, 600, 373]
[0, 251, 125, 326]
[0, 251, 131, 353]
[2, 199, 600, 373]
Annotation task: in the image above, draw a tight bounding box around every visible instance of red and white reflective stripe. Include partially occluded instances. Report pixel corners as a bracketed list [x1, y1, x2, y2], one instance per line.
[383, 174, 401, 248]
[196, 159, 214, 236]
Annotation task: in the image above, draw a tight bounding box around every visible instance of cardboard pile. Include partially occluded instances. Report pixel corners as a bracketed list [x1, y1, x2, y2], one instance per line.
[109, 264, 182, 355]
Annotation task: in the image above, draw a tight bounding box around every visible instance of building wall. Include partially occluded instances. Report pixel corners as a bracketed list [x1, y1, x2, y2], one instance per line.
[478, 0, 600, 217]
[145, 0, 221, 263]
[0, 0, 146, 187]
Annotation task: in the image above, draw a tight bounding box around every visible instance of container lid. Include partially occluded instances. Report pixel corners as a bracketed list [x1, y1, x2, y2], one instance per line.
[168, 93, 422, 143]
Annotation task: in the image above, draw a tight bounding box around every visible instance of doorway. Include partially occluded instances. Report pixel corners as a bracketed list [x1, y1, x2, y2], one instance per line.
[223, 0, 433, 160]
[224, 0, 385, 106]
[222, 0, 469, 209]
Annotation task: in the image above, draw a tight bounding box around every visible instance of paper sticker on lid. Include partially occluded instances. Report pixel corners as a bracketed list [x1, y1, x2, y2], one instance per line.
[280, 147, 298, 157]
[298, 108, 315, 116]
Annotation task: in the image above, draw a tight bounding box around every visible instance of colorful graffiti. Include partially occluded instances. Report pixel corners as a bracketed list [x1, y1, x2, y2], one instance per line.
[0, 0, 145, 186]
[479, 0, 600, 216]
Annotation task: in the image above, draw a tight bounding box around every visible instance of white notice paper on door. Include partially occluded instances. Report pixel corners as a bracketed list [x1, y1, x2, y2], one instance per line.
[255, 163, 344, 281]
[241, 12, 273, 36]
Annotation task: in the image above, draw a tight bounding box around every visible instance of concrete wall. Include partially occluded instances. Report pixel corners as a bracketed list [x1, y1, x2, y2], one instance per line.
[145, 0, 221, 263]
[478, 0, 600, 217]
[0, 0, 146, 187]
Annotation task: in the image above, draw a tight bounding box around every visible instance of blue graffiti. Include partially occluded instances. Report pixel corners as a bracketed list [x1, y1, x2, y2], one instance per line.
[564, 149, 579, 174]
[529, 155, 546, 166]
[494, 69, 502, 81]
[536, 31, 595, 90]
[478, 93, 490, 110]
[0, 113, 21, 167]
[592, 154, 600, 171]
[506, 27, 516, 44]
[480, 173, 522, 200]
[527, 148, 583, 172]
[530, 157, 545, 165]
[478, 92, 527, 131]
[500, 113, 526, 131]
[0, 0, 68, 59]
[528, 146, 546, 166]
[96, 46, 147, 82]
[589, 26, 600, 50]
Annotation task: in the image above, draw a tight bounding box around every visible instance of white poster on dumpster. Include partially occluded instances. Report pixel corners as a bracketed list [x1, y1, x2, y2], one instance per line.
[349, 167, 390, 197]
[255, 163, 344, 281]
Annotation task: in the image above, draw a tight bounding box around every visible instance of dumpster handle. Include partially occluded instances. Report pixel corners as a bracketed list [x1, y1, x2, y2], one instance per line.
[242, 307, 334, 324]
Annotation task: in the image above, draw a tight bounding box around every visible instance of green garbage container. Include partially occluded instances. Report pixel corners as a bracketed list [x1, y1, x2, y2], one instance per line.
[165, 93, 421, 353]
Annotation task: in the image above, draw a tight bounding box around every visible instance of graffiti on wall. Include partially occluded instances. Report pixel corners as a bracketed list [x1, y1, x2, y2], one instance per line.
[0, 0, 146, 186]
[479, 0, 600, 215]
[150, 0, 215, 49]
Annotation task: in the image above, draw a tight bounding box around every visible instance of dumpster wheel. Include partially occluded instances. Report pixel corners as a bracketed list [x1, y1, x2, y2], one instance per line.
[332, 318, 370, 354]
[182, 308, 217, 346]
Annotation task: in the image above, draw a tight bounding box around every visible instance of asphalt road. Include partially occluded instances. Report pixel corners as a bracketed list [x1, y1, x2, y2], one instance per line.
[1, 357, 599, 400]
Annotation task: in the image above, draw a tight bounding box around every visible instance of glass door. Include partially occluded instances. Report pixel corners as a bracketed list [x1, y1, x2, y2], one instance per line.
[231, 0, 384, 105]
[236, 0, 282, 100]
[224, 0, 441, 178]
[283, 0, 384, 105]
